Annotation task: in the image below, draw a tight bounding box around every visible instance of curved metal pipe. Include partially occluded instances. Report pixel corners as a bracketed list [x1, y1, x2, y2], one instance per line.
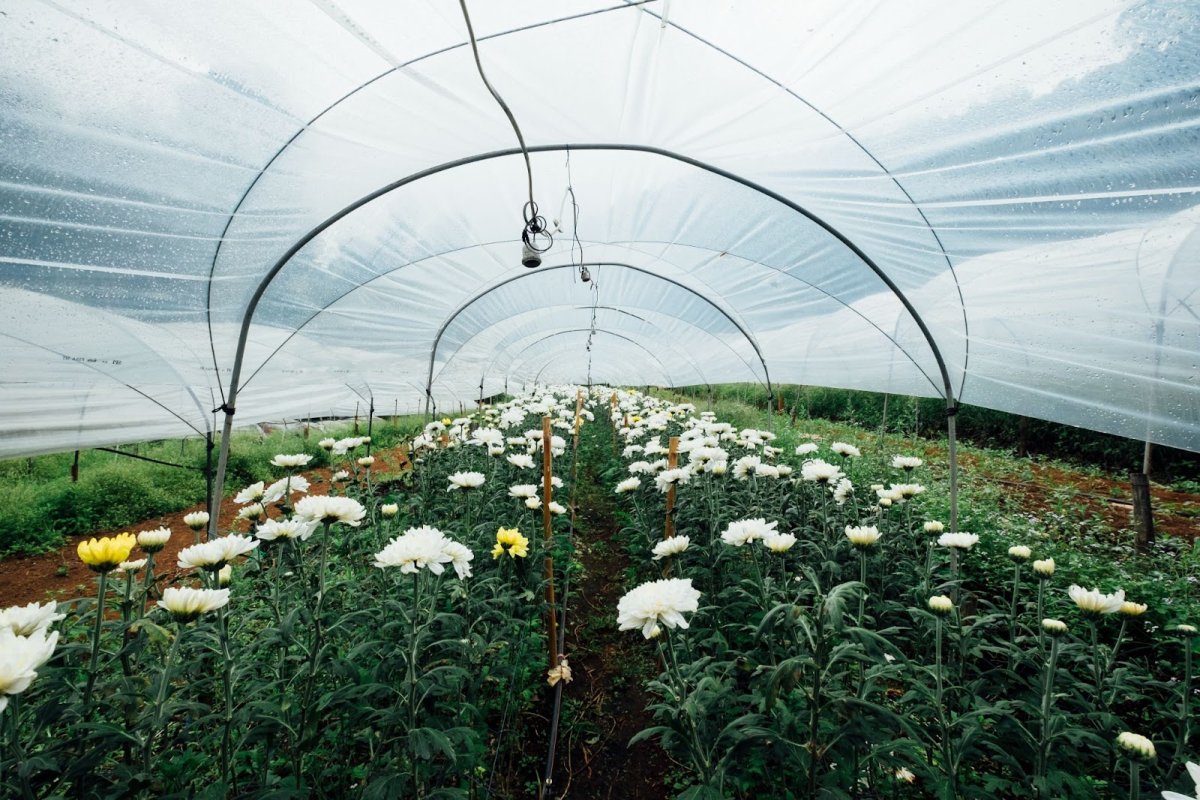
[516, 330, 675, 388]
[447, 325, 708, 394]
[422, 260, 769, 410]
[209, 143, 957, 543]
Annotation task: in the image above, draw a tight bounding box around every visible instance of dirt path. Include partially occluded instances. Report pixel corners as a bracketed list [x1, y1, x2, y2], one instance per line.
[0, 447, 411, 608]
[551, 456, 673, 800]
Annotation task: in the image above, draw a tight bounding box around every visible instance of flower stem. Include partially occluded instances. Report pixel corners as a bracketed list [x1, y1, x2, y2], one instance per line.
[1035, 635, 1060, 784]
[218, 603, 236, 793]
[144, 626, 186, 772]
[83, 570, 109, 709]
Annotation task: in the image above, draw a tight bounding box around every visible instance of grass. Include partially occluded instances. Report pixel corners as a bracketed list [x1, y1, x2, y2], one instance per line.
[0, 415, 426, 558]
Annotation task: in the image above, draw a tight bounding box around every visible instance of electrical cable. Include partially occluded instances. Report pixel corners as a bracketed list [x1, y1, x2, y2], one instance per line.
[458, 0, 551, 252]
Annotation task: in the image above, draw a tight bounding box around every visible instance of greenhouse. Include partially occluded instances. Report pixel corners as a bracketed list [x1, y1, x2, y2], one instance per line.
[1, 1, 1198, 798]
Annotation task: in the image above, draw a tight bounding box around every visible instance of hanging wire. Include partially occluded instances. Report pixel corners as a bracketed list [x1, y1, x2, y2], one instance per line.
[458, 0, 552, 252]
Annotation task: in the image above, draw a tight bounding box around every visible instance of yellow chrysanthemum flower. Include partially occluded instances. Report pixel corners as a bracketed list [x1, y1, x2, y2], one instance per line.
[491, 527, 529, 560]
[77, 533, 137, 574]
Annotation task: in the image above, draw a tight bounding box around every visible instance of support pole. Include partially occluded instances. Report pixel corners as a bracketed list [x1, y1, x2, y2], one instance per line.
[1132, 440, 1155, 552]
[541, 415, 559, 669]
[664, 436, 680, 541]
[946, 402, 959, 534]
[70, 450, 80, 483]
[209, 409, 236, 544]
[366, 398, 375, 457]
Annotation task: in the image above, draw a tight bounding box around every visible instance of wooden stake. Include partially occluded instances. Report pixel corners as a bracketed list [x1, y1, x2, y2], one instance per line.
[664, 436, 680, 540]
[541, 415, 559, 668]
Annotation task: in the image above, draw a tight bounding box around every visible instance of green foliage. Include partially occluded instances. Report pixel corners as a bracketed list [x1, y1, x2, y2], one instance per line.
[0, 415, 425, 557]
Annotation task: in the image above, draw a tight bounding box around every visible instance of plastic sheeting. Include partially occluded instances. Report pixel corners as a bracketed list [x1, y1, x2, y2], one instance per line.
[1, 0, 1198, 457]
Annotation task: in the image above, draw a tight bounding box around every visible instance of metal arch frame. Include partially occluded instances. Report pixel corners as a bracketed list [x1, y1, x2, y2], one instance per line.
[459, 304, 757, 392]
[625, 1, 971, 400]
[447, 323, 711, 399]
[506, 330, 676, 388]
[208, 142, 961, 542]
[203, 0, 662, 402]
[237, 233, 912, 394]
[422, 260, 773, 415]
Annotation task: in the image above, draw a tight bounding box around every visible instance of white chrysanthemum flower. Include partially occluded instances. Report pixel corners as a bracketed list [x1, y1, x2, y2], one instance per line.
[331, 470, 350, 482]
[1115, 731, 1155, 761]
[357, 456, 375, 468]
[373, 526, 455, 575]
[510, 484, 538, 499]
[937, 532, 980, 550]
[622, 445, 644, 459]
[832, 478, 854, 506]
[709, 461, 728, 475]
[795, 443, 820, 456]
[0, 602, 65, 637]
[117, 559, 147, 573]
[891, 455, 923, 470]
[775, 464, 794, 478]
[890, 483, 925, 500]
[831, 442, 861, 458]
[923, 521, 944, 534]
[628, 460, 655, 475]
[550, 475, 564, 489]
[506, 436, 529, 448]
[928, 595, 954, 615]
[507, 453, 535, 469]
[654, 467, 691, 493]
[380, 503, 399, 518]
[762, 532, 797, 553]
[1033, 558, 1055, 578]
[332, 437, 365, 455]
[652, 536, 690, 561]
[1041, 618, 1068, 635]
[157, 587, 230, 623]
[183, 511, 210, 531]
[441, 541, 475, 580]
[1119, 601, 1148, 617]
[235, 503, 265, 521]
[137, 527, 172, 552]
[755, 463, 780, 479]
[763, 445, 784, 458]
[617, 578, 702, 638]
[255, 518, 319, 541]
[318, 437, 336, 450]
[845, 525, 882, 549]
[177, 535, 260, 571]
[1069, 585, 1126, 615]
[733, 455, 761, 480]
[548, 501, 567, 515]
[525, 496, 542, 510]
[234, 482, 265, 504]
[271, 453, 312, 469]
[615, 477, 641, 494]
[471, 427, 504, 448]
[720, 518, 778, 547]
[801, 459, 844, 485]
[0, 627, 59, 711]
[1008, 545, 1032, 561]
[294, 495, 367, 527]
[218, 564, 232, 586]
[1161, 761, 1200, 800]
[487, 445, 505, 457]
[262, 475, 311, 505]
[447, 472, 486, 491]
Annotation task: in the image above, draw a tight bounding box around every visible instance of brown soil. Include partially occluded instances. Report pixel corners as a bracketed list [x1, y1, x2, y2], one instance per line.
[550, 483, 673, 800]
[0, 446, 411, 608]
[922, 444, 1200, 541]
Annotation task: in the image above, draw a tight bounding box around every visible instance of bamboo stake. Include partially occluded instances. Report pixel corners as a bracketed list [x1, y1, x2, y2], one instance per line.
[610, 392, 618, 454]
[664, 436, 680, 540]
[541, 415, 559, 668]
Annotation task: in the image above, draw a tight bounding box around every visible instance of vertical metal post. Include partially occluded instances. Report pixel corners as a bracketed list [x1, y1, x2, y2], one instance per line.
[946, 402, 959, 533]
[71, 450, 80, 483]
[366, 399, 375, 457]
